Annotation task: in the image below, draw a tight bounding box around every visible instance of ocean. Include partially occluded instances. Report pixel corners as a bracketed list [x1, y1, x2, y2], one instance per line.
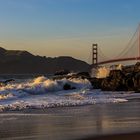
[0, 74, 140, 139]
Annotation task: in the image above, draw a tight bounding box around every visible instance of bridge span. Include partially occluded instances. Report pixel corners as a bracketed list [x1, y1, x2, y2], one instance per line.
[92, 25, 140, 67]
[97, 57, 140, 65]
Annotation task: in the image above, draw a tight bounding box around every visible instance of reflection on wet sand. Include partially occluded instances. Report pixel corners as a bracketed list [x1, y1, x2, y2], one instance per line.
[0, 100, 140, 140]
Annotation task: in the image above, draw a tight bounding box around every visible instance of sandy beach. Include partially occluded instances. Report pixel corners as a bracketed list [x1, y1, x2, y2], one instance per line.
[0, 99, 140, 140]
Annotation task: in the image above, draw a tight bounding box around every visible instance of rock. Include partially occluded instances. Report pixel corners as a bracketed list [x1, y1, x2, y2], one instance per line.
[0, 79, 15, 87]
[125, 73, 135, 91]
[88, 77, 103, 89]
[63, 83, 76, 90]
[76, 72, 90, 79]
[122, 62, 140, 75]
[86, 63, 140, 92]
[100, 70, 127, 91]
[54, 70, 70, 76]
[63, 83, 71, 90]
[52, 63, 139, 92]
[133, 72, 140, 91]
[134, 62, 140, 73]
[101, 78, 126, 91]
[109, 70, 125, 79]
[53, 71, 90, 80]
[3, 79, 15, 84]
[122, 65, 134, 75]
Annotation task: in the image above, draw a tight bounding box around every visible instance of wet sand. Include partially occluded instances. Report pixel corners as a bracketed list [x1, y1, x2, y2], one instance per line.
[79, 132, 140, 140]
[0, 100, 140, 140]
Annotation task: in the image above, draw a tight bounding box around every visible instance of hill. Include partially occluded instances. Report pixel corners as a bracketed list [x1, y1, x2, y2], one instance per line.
[0, 47, 90, 74]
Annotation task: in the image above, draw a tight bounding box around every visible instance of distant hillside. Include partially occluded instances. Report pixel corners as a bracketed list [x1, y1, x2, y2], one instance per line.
[0, 47, 90, 74]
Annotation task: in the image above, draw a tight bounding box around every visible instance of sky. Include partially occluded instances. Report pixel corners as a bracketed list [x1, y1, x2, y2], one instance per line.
[0, 0, 140, 63]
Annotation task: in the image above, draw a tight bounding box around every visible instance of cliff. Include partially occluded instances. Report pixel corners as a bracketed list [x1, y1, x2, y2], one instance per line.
[0, 47, 90, 74]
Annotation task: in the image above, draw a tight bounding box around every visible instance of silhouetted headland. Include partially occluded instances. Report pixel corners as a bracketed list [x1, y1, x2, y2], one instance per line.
[0, 47, 90, 74]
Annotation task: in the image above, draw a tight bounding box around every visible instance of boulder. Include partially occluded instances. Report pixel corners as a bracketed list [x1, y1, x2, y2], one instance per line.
[134, 62, 140, 73]
[53, 63, 140, 92]
[63, 83, 76, 90]
[76, 72, 90, 79]
[54, 70, 70, 76]
[100, 70, 127, 91]
[0, 79, 15, 87]
[109, 70, 125, 79]
[88, 77, 103, 89]
[125, 73, 135, 91]
[122, 65, 134, 75]
[101, 77, 127, 91]
[133, 72, 140, 91]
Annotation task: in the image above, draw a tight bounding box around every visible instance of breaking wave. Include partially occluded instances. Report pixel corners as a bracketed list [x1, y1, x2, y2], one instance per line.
[92, 64, 123, 78]
[0, 76, 140, 112]
[0, 76, 92, 95]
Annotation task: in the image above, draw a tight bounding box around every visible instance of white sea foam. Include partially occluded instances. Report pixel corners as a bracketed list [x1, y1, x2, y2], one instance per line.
[0, 91, 129, 112]
[96, 67, 110, 78]
[0, 76, 140, 111]
[0, 76, 92, 95]
[0, 93, 14, 100]
[92, 64, 123, 78]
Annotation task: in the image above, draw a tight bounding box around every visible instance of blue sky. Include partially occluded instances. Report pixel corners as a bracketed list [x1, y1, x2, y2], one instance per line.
[0, 0, 140, 63]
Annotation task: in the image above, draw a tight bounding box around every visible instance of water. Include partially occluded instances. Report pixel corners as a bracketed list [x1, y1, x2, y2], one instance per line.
[91, 64, 122, 78]
[0, 75, 139, 111]
[0, 75, 140, 139]
[0, 101, 140, 140]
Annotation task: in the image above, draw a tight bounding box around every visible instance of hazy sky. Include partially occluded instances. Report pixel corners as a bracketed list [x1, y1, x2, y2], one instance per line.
[0, 0, 140, 63]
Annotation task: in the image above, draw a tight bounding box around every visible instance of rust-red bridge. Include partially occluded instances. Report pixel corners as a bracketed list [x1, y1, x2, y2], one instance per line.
[92, 25, 140, 67]
[97, 57, 140, 65]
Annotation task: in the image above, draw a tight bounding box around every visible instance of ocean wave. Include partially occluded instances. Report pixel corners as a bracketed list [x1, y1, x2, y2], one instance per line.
[0, 92, 129, 112]
[0, 76, 92, 95]
[0, 76, 140, 112]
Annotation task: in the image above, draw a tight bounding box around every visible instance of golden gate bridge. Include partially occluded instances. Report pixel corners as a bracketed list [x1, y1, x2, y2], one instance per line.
[92, 25, 140, 67]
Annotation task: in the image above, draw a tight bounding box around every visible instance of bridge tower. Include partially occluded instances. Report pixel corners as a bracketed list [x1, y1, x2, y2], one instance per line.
[92, 44, 98, 67]
[139, 24, 140, 58]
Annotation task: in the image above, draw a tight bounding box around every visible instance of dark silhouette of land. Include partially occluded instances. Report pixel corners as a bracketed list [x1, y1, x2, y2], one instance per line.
[0, 47, 90, 74]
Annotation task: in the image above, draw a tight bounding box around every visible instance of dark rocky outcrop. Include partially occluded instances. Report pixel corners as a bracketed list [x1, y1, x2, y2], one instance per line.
[76, 72, 90, 79]
[63, 83, 76, 90]
[89, 62, 140, 92]
[88, 78, 103, 89]
[134, 62, 140, 72]
[54, 70, 70, 76]
[53, 62, 140, 92]
[0, 79, 15, 86]
[101, 70, 127, 91]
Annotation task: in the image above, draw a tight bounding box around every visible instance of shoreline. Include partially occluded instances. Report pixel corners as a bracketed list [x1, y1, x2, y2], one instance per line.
[0, 100, 140, 140]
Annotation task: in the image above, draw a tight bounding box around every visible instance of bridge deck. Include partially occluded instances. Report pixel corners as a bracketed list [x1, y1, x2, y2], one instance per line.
[96, 57, 140, 65]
